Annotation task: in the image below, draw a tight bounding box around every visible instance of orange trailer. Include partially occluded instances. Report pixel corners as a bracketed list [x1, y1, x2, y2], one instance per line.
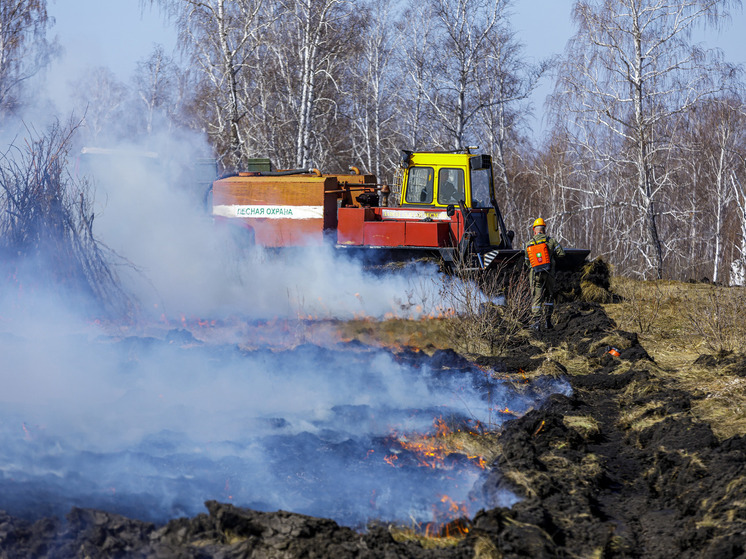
[208, 150, 589, 271]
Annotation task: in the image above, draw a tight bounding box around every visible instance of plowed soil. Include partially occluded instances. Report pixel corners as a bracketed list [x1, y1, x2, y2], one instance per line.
[2, 301, 746, 558]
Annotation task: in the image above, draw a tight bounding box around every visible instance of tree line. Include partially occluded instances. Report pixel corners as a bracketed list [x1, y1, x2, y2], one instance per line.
[1, 0, 745, 284]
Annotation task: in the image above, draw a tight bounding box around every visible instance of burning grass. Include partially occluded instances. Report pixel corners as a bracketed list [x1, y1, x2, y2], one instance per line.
[2, 312, 575, 535]
[10, 270, 746, 555]
[381, 416, 501, 472]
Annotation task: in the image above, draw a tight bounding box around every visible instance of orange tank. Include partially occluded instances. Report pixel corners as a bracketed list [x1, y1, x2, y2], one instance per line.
[212, 173, 345, 246]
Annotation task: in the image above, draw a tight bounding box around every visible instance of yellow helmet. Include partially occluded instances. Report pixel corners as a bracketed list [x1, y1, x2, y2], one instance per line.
[532, 218, 546, 228]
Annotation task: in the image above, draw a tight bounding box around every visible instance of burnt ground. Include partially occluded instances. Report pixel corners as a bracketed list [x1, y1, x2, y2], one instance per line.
[472, 302, 746, 558]
[2, 302, 746, 558]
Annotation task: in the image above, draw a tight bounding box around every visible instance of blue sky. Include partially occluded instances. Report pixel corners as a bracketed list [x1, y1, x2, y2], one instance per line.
[511, 1, 746, 135]
[46, 0, 176, 109]
[46, 0, 745, 136]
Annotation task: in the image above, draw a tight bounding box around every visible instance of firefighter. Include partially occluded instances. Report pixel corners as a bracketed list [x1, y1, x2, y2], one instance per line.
[525, 218, 565, 330]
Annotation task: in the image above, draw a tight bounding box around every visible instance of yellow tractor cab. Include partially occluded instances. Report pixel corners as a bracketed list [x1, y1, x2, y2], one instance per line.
[395, 150, 516, 269]
[399, 151, 493, 210]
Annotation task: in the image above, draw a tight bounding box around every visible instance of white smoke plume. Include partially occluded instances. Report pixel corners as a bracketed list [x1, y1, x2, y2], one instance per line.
[75, 132, 443, 322]
[0, 314, 569, 525]
[0, 88, 563, 531]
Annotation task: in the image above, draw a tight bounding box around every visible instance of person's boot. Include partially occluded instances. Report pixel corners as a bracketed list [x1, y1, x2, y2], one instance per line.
[529, 320, 541, 331]
[544, 316, 553, 330]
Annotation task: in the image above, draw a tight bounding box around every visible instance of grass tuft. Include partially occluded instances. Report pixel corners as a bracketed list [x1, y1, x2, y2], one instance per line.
[563, 415, 601, 439]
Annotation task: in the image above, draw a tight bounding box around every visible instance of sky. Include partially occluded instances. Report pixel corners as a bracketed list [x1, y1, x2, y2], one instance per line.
[510, 0, 746, 136]
[45, 0, 177, 114]
[46, 0, 746, 138]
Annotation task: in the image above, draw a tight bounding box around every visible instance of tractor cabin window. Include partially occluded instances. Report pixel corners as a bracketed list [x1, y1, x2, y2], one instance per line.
[437, 168, 465, 205]
[405, 166, 434, 204]
[471, 167, 492, 208]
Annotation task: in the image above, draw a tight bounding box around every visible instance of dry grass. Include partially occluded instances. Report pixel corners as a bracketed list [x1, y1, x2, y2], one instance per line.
[681, 286, 746, 353]
[589, 333, 634, 355]
[534, 358, 569, 379]
[448, 430, 503, 463]
[541, 345, 597, 377]
[438, 262, 532, 356]
[338, 275, 746, 442]
[618, 401, 668, 432]
[336, 317, 453, 350]
[580, 281, 614, 304]
[605, 278, 746, 360]
[605, 277, 746, 439]
[502, 470, 541, 498]
[563, 415, 601, 439]
[689, 374, 746, 439]
[538, 451, 603, 487]
[389, 526, 465, 549]
[473, 536, 502, 559]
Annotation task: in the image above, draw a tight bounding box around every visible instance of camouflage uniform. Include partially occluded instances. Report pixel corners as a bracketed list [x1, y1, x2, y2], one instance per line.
[525, 233, 565, 329]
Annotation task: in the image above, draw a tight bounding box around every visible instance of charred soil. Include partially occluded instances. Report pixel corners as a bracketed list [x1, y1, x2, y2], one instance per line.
[472, 301, 746, 558]
[2, 301, 746, 558]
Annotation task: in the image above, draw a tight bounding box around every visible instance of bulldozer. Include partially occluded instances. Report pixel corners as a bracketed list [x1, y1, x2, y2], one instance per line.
[208, 148, 589, 275]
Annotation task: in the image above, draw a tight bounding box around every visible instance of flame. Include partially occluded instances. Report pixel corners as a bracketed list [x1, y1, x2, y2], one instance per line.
[494, 406, 517, 417]
[414, 494, 473, 539]
[533, 419, 546, 437]
[380, 416, 487, 470]
[434, 417, 449, 437]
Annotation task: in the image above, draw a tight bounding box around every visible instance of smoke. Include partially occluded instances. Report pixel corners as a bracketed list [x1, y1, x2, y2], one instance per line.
[74, 132, 444, 321]
[0, 319, 569, 525]
[0, 112, 575, 532]
[1, 61, 561, 530]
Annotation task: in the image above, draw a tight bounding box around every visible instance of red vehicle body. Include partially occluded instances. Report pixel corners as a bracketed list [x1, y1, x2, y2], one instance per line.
[209, 149, 589, 271]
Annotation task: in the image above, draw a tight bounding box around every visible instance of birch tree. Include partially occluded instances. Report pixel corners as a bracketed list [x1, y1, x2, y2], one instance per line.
[133, 44, 177, 137]
[346, 0, 400, 178]
[395, 1, 437, 149]
[145, 0, 265, 170]
[553, 0, 739, 279]
[684, 97, 745, 282]
[0, 0, 56, 116]
[476, 23, 546, 219]
[731, 170, 746, 285]
[71, 67, 129, 145]
[419, 0, 507, 149]
[280, 0, 356, 168]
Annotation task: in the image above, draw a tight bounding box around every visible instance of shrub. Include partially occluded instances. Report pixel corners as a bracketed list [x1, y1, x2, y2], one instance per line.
[438, 260, 531, 355]
[0, 119, 134, 317]
[613, 278, 664, 334]
[682, 285, 746, 354]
